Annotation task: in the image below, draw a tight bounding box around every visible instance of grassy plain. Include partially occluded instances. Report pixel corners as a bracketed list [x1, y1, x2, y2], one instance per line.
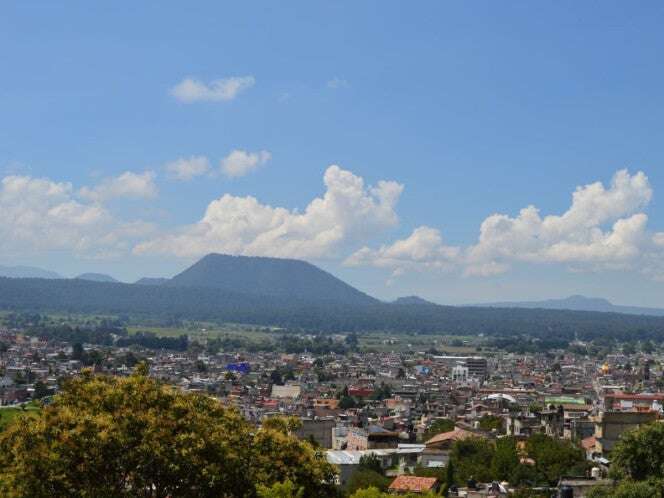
[0, 402, 41, 431]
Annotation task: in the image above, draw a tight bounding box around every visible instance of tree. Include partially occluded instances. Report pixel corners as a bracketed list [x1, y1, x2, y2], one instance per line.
[491, 437, 519, 481]
[345, 333, 359, 349]
[586, 480, 664, 498]
[270, 369, 284, 386]
[610, 423, 664, 481]
[348, 487, 439, 498]
[450, 437, 495, 484]
[339, 395, 357, 409]
[358, 454, 383, 475]
[32, 380, 50, 400]
[478, 415, 503, 432]
[525, 433, 587, 485]
[423, 418, 455, 441]
[641, 340, 655, 354]
[623, 343, 637, 355]
[256, 480, 304, 498]
[0, 370, 336, 498]
[71, 342, 84, 361]
[345, 470, 391, 495]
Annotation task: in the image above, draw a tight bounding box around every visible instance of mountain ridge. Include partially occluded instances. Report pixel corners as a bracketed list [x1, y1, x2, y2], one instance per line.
[75, 273, 120, 283]
[134, 277, 170, 286]
[392, 295, 437, 305]
[475, 294, 664, 317]
[166, 253, 377, 305]
[0, 265, 62, 280]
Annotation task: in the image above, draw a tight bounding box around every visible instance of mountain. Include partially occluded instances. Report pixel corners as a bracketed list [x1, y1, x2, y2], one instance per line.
[0, 265, 62, 279]
[392, 295, 436, 305]
[167, 253, 377, 305]
[134, 277, 169, 286]
[476, 294, 664, 317]
[2, 277, 664, 340]
[75, 273, 120, 283]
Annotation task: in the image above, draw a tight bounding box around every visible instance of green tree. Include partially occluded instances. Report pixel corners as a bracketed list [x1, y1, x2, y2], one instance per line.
[0, 370, 336, 498]
[525, 433, 587, 485]
[32, 380, 50, 400]
[610, 422, 664, 481]
[478, 415, 503, 432]
[422, 418, 455, 441]
[71, 342, 84, 361]
[450, 437, 495, 484]
[491, 437, 519, 481]
[349, 488, 438, 498]
[256, 480, 304, 498]
[339, 395, 357, 409]
[358, 454, 383, 475]
[346, 469, 391, 494]
[623, 343, 637, 355]
[586, 479, 664, 498]
[641, 340, 655, 354]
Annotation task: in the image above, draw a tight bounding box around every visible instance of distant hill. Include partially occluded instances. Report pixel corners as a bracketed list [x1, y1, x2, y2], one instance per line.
[476, 294, 664, 317]
[75, 273, 119, 283]
[167, 254, 377, 305]
[2, 278, 664, 341]
[392, 295, 436, 305]
[0, 265, 62, 279]
[134, 277, 169, 286]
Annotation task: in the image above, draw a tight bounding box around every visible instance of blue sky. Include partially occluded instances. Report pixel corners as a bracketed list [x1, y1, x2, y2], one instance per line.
[2, 1, 664, 306]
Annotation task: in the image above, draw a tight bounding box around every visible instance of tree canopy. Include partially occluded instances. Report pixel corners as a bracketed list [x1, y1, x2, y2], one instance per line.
[0, 366, 336, 498]
[422, 418, 455, 442]
[610, 422, 664, 481]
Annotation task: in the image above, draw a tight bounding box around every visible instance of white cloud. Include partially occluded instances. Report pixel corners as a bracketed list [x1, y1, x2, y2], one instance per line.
[0, 175, 153, 257]
[171, 76, 255, 103]
[220, 149, 271, 178]
[347, 169, 664, 280]
[327, 77, 349, 89]
[345, 226, 460, 274]
[165, 156, 211, 181]
[134, 165, 403, 259]
[80, 171, 158, 202]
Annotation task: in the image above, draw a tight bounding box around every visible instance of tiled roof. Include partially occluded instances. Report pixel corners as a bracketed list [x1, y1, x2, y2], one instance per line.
[389, 475, 437, 492]
[425, 427, 475, 445]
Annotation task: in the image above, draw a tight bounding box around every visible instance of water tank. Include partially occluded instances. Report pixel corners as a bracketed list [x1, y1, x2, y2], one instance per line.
[559, 485, 574, 498]
[591, 467, 601, 479]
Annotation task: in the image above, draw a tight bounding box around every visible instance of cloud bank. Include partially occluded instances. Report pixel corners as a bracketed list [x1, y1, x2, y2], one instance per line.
[1, 166, 663, 282]
[0, 175, 153, 258]
[346, 169, 664, 280]
[135, 165, 403, 259]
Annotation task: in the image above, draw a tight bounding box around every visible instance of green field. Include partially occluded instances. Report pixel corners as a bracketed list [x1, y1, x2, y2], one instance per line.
[0, 402, 41, 431]
[127, 324, 277, 342]
[357, 331, 486, 353]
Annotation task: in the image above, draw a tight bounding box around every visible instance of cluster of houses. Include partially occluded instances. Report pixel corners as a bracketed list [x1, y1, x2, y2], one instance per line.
[1, 326, 663, 496]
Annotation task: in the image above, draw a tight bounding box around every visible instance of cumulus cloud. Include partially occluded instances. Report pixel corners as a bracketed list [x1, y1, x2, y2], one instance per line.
[80, 171, 158, 202]
[134, 165, 403, 259]
[345, 226, 460, 274]
[165, 156, 211, 181]
[220, 149, 271, 178]
[0, 175, 153, 257]
[171, 76, 255, 103]
[347, 169, 664, 280]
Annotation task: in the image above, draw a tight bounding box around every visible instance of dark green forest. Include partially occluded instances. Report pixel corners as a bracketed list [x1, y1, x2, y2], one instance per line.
[2, 277, 664, 343]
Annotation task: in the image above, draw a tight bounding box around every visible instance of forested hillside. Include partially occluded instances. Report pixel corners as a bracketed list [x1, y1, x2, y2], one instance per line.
[167, 253, 378, 305]
[2, 276, 664, 341]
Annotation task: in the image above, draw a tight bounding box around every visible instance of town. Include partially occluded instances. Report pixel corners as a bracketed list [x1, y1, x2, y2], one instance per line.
[1, 313, 662, 497]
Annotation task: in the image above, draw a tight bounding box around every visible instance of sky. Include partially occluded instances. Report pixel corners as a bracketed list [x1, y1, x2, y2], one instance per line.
[2, 1, 664, 306]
